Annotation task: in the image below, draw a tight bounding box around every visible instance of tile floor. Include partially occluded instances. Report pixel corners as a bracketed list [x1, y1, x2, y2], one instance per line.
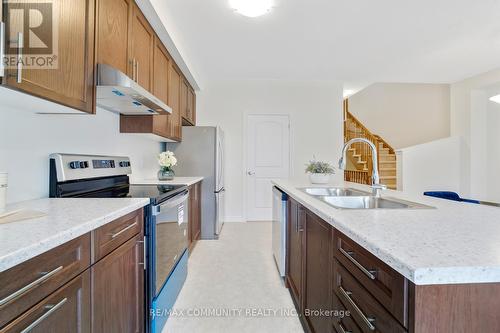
[163, 222, 304, 333]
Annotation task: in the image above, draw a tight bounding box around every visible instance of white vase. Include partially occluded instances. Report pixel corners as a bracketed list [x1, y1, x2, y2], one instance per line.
[309, 173, 330, 184]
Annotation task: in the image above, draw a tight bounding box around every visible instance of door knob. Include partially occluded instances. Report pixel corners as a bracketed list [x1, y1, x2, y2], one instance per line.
[247, 171, 255, 176]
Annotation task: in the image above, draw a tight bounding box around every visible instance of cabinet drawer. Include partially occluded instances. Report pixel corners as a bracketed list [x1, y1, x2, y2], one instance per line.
[1, 270, 90, 333]
[333, 231, 408, 327]
[333, 260, 406, 333]
[332, 292, 363, 333]
[0, 234, 90, 328]
[93, 209, 143, 261]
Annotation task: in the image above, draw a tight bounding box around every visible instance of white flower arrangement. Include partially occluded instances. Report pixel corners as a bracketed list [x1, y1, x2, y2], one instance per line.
[158, 151, 177, 171]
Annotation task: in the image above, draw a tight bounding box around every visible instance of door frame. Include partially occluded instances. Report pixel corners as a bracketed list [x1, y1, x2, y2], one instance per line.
[243, 112, 292, 222]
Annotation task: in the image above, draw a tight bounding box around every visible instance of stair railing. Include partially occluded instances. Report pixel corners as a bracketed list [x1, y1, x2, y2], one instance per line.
[343, 99, 394, 185]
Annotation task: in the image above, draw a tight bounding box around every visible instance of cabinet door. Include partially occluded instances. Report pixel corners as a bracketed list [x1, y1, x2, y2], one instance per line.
[187, 87, 196, 125]
[1, 271, 90, 333]
[96, 0, 131, 75]
[188, 182, 202, 252]
[169, 63, 182, 140]
[92, 233, 145, 333]
[287, 198, 304, 311]
[191, 182, 201, 243]
[180, 78, 188, 121]
[130, 3, 154, 92]
[304, 210, 333, 333]
[3, 0, 96, 113]
[151, 38, 173, 138]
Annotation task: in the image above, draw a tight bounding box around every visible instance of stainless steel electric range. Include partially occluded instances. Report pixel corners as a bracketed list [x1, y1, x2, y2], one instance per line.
[49, 153, 189, 333]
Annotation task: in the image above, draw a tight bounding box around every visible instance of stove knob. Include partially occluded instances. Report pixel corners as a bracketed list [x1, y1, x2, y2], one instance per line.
[69, 161, 80, 169]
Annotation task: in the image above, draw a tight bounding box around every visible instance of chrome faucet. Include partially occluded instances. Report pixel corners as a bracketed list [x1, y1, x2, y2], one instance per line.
[339, 138, 387, 197]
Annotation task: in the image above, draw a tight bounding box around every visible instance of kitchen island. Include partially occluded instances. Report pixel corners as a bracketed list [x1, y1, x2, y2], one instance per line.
[273, 179, 500, 333]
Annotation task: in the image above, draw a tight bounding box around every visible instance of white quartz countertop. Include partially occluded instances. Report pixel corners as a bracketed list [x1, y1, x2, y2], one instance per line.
[0, 198, 150, 272]
[131, 177, 204, 187]
[273, 179, 500, 286]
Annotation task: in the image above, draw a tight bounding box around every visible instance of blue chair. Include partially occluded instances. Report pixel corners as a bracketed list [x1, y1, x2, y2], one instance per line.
[423, 191, 480, 204]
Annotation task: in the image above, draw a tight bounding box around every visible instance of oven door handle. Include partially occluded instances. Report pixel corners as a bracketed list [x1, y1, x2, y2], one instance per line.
[153, 192, 189, 216]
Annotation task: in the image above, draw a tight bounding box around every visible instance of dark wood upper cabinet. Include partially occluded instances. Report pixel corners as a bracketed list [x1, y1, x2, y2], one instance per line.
[2, 0, 96, 113]
[91, 233, 145, 333]
[130, 2, 154, 92]
[169, 63, 182, 140]
[96, 0, 132, 75]
[180, 78, 189, 122]
[286, 198, 304, 312]
[181, 79, 196, 126]
[187, 86, 196, 125]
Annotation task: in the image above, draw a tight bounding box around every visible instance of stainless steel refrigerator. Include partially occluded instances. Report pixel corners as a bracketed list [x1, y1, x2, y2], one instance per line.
[166, 126, 225, 239]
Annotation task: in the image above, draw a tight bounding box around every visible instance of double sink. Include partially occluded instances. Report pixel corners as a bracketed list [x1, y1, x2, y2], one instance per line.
[301, 187, 433, 210]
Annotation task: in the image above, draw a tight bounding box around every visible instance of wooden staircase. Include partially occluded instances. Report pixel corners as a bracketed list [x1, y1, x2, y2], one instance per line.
[343, 99, 397, 190]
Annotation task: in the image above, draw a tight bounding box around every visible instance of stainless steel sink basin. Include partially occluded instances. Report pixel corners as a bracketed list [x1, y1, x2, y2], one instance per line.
[321, 196, 433, 210]
[301, 187, 368, 197]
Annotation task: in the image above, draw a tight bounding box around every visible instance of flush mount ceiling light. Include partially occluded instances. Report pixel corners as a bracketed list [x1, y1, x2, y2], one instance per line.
[489, 94, 500, 104]
[229, 0, 274, 18]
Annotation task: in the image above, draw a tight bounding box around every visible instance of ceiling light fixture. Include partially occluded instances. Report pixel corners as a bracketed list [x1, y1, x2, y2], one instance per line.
[489, 94, 500, 104]
[229, 0, 274, 18]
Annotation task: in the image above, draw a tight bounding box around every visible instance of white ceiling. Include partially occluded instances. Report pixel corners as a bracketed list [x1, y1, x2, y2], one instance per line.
[150, 0, 500, 90]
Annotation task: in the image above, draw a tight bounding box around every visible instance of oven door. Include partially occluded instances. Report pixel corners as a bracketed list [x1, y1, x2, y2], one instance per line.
[151, 190, 189, 296]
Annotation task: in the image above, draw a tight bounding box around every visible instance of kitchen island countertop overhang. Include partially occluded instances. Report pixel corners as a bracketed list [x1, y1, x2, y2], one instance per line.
[273, 179, 500, 285]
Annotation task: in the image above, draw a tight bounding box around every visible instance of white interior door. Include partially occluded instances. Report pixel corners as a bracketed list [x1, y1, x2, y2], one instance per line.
[246, 114, 290, 221]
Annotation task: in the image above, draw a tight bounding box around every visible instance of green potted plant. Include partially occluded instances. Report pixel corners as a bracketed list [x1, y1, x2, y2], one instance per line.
[305, 159, 335, 184]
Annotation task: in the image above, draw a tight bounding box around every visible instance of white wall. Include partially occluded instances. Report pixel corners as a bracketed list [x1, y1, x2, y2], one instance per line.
[396, 136, 465, 196]
[486, 102, 500, 202]
[348, 83, 450, 149]
[196, 80, 344, 222]
[450, 68, 500, 197]
[0, 88, 162, 204]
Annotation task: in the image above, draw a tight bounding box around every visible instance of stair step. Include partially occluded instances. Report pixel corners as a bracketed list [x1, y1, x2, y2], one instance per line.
[380, 176, 396, 180]
[379, 155, 396, 161]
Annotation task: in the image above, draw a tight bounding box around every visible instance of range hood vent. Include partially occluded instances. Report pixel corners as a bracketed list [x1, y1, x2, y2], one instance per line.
[96, 64, 172, 115]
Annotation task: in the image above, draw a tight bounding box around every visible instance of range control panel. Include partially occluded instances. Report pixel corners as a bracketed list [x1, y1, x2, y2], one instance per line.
[50, 154, 132, 182]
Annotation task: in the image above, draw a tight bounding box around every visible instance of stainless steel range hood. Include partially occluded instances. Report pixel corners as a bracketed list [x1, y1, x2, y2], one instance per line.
[96, 63, 172, 115]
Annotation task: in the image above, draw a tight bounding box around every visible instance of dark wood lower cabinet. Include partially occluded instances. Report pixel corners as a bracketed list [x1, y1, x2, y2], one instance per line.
[188, 181, 202, 252]
[1, 270, 90, 333]
[0, 209, 145, 333]
[91, 233, 144, 333]
[286, 198, 304, 312]
[304, 210, 332, 333]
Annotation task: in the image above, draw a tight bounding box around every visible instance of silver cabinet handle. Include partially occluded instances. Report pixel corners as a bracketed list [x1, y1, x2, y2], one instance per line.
[0, 22, 5, 77]
[0, 265, 63, 306]
[339, 286, 376, 331]
[338, 324, 352, 333]
[20, 297, 67, 333]
[111, 222, 138, 239]
[137, 236, 146, 270]
[339, 247, 377, 280]
[17, 32, 23, 83]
